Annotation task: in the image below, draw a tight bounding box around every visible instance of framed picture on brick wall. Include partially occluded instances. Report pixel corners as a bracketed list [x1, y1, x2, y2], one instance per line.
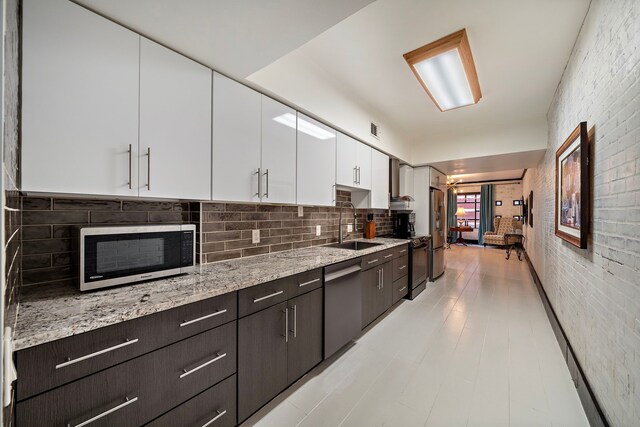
[555, 122, 589, 248]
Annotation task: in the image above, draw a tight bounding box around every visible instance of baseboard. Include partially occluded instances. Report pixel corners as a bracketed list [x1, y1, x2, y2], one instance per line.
[523, 250, 609, 427]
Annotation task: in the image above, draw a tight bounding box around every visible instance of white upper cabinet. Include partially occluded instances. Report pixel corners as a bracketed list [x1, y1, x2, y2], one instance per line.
[139, 38, 211, 200]
[336, 133, 371, 190]
[355, 140, 372, 190]
[212, 72, 262, 203]
[22, 0, 139, 196]
[297, 114, 336, 206]
[370, 149, 390, 209]
[261, 97, 297, 204]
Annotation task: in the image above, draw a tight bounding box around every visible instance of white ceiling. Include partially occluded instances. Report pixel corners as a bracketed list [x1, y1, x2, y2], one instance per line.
[74, 0, 374, 78]
[248, 0, 590, 165]
[430, 149, 545, 176]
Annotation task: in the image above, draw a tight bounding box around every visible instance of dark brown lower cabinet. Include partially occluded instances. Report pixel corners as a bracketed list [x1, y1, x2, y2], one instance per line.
[238, 289, 323, 423]
[16, 323, 236, 427]
[392, 275, 409, 305]
[237, 302, 288, 422]
[287, 289, 323, 384]
[146, 374, 236, 427]
[362, 261, 393, 329]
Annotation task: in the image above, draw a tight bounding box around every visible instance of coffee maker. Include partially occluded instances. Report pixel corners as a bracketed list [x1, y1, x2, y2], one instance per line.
[393, 212, 415, 239]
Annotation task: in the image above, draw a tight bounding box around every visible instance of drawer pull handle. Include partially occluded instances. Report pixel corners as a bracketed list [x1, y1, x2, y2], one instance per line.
[180, 309, 228, 327]
[56, 339, 139, 369]
[202, 410, 227, 427]
[253, 290, 284, 303]
[70, 396, 138, 427]
[299, 278, 320, 287]
[399, 265, 407, 270]
[384, 254, 393, 259]
[399, 286, 407, 292]
[399, 249, 407, 253]
[367, 259, 379, 264]
[180, 352, 227, 379]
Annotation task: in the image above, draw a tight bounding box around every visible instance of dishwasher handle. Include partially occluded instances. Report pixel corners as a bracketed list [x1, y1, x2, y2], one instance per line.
[325, 265, 362, 282]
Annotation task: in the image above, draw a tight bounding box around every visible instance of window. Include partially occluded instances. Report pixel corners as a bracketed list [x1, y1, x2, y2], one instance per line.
[456, 193, 481, 229]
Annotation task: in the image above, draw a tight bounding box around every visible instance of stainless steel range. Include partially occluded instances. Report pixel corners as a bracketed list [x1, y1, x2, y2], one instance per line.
[406, 235, 431, 300]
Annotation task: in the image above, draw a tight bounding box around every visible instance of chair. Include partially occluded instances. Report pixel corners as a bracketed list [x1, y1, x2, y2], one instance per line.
[483, 217, 517, 247]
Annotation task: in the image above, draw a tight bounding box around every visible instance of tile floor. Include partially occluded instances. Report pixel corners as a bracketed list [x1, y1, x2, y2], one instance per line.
[241, 245, 589, 427]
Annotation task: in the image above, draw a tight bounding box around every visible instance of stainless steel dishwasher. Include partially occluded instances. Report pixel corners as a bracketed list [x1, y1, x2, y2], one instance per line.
[324, 257, 362, 359]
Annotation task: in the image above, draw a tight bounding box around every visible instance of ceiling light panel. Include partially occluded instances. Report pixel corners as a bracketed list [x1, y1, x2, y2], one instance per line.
[404, 29, 481, 112]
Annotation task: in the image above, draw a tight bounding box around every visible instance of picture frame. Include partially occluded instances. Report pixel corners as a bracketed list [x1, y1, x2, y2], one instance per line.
[522, 201, 528, 225]
[529, 191, 533, 228]
[513, 199, 522, 206]
[495, 200, 502, 206]
[555, 122, 589, 248]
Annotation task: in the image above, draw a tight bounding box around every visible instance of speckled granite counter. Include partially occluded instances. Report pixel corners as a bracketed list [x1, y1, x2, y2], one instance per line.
[14, 238, 409, 351]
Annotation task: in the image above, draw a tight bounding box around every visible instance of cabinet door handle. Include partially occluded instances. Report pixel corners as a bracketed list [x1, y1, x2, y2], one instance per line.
[357, 166, 361, 185]
[180, 352, 227, 379]
[399, 249, 407, 253]
[299, 278, 320, 287]
[293, 305, 297, 338]
[367, 259, 379, 264]
[399, 286, 407, 292]
[180, 309, 227, 327]
[263, 169, 269, 198]
[255, 168, 261, 197]
[384, 254, 393, 259]
[146, 147, 151, 191]
[71, 396, 138, 427]
[202, 410, 227, 427]
[353, 166, 357, 184]
[377, 269, 381, 289]
[381, 268, 384, 288]
[127, 144, 132, 190]
[283, 308, 289, 342]
[56, 339, 138, 369]
[253, 290, 283, 303]
[399, 265, 407, 270]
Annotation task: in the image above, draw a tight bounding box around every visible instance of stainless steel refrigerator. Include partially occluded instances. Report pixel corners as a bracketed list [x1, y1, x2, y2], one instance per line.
[429, 188, 445, 280]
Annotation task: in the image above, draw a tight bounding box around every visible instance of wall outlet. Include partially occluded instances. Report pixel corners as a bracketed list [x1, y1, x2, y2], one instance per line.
[316, 225, 321, 236]
[298, 206, 304, 217]
[347, 223, 353, 232]
[251, 229, 260, 244]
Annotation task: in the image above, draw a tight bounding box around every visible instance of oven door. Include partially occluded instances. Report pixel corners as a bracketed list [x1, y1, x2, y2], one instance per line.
[80, 225, 194, 291]
[411, 243, 429, 289]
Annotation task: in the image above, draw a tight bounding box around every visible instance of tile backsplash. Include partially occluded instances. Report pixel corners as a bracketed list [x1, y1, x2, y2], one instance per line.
[20, 191, 396, 289]
[196, 190, 395, 263]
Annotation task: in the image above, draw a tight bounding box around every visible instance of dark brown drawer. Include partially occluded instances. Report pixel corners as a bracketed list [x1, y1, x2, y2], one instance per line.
[393, 255, 409, 281]
[16, 291, 237, 401]
[238, 276, 292, 317]
[288, 268, 323, 298]
[146, 374, 236, 427]
[17, 347, 152, 427]
[392, 276, 409, 305]
[394, 244, 409, 258]
[17, 323, 237, 427]
[362, 249, 393, 270]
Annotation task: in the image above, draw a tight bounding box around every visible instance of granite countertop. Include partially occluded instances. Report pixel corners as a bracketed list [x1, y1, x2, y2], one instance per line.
[13, 238, 409, 351]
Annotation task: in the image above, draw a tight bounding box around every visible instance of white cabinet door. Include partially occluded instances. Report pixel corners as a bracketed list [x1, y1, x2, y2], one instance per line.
[212, 72, 261, 202]
[370, 150, 390, 209]
[139, 38, 211, 200]
[297, 113, 336, 206]
[336, 133, 357, 187]
[22, 0, 139, 196]
[261, 97, 297, 204]
[355, 141, 372, 190]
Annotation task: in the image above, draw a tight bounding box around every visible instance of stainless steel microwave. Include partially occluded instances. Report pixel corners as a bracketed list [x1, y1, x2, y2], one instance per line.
[78, 224, 196, 291]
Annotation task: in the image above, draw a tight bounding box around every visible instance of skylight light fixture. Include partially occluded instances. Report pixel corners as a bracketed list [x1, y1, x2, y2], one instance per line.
[273, 113, 334, 140]
[404, 29, 481, 112]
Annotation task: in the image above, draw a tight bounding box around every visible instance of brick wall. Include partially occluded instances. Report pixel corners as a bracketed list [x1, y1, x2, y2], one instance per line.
[196, 190, 396, 263]
[493, 182, 524, 220]
[523, 1, 640, 425]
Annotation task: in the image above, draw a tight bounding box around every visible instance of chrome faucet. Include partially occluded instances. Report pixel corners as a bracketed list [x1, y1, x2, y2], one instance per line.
[338, 201, 357, 244]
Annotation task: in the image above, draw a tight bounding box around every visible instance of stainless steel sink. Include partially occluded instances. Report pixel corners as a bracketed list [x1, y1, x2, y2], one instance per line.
[326, 241, 383, 250]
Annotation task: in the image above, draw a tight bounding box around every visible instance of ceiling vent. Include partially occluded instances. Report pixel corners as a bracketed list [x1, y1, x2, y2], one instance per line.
[370, 122, 380, 139]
